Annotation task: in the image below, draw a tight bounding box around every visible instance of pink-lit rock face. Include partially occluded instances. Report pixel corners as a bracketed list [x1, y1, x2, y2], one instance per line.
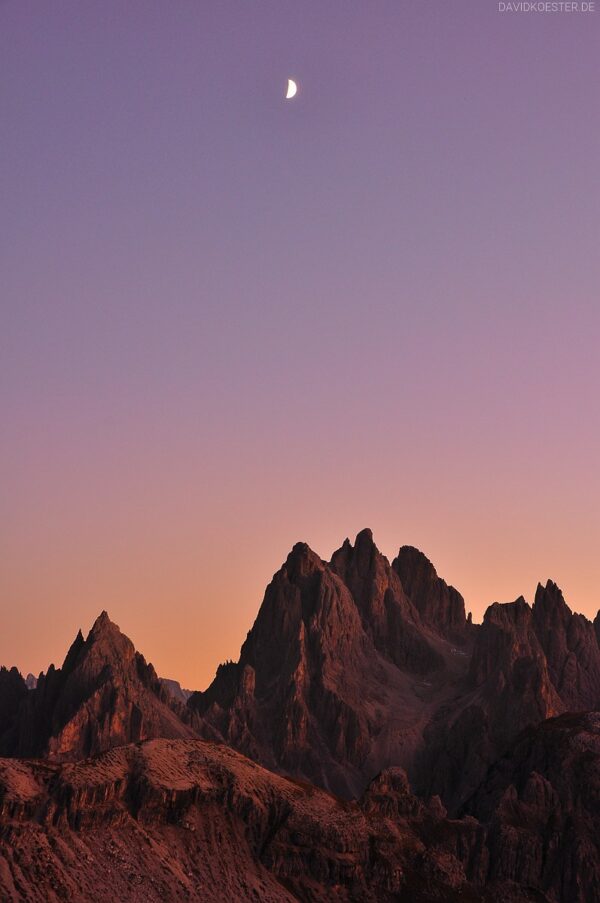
[0, 612, 200, 762]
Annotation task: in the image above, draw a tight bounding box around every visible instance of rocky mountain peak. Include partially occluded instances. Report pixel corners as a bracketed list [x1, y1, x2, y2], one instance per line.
[353, 526, 376, 558]
[1, 613, 198, 761]
[283, 541, 324, 581]
[191, 531, 458, 797]
[532, 579, 600, 710]
[42, 614, 140, 713]
[533, 579, 570, 619]
[88, 610, 132, 648]
[469, 596, 537, 682]
[468, 596, 563, 726]
[392, 545, 468, 643]
[92, 609, 111, 628]
[330, 529, 443, 674]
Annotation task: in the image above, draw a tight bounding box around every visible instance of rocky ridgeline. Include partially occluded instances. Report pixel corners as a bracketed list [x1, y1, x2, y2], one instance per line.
[1, 529, 600, 901]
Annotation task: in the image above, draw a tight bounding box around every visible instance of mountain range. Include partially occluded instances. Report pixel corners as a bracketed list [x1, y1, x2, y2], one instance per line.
[1, 529, 599, 902]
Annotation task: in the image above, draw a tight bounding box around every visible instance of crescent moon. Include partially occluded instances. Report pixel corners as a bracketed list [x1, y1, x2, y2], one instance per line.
[285, 79, 297, 100]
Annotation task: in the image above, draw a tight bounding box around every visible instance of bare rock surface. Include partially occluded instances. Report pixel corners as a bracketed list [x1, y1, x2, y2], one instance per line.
[0, 736, 559, 902]
[464, 712, 600, 903]
[392, 545, 469, 644]
[190, 531, 600, 811]
[532, 581, 600, 711]
[190, 535, 469, 798]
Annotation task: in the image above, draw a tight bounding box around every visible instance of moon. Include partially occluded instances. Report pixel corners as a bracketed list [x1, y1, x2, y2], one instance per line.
[285, 78, 297, 100]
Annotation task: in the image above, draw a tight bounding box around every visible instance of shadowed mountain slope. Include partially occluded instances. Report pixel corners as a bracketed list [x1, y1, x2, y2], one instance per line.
[414, 595, 565, 812]
[464, 711, 600, 902]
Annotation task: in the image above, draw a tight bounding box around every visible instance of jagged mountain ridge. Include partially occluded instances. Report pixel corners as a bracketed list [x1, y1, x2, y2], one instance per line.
[2, 528, 599, 812]
[190, 529, 600, 806]
[0, 612, 201, 761]
[189, 530, 475, 798]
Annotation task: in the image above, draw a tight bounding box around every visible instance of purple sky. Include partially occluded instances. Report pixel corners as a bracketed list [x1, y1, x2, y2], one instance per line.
[2, 1, 599, 687]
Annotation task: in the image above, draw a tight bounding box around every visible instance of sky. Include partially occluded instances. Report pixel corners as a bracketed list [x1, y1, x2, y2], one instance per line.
[2, 1, 599, 689]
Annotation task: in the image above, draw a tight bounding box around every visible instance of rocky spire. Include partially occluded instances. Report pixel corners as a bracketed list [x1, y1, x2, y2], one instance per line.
[532, 580, 600, 710]
[330, 529, 443, 673]
[7, 612, 198, 760]
[392, 545, 468, 643]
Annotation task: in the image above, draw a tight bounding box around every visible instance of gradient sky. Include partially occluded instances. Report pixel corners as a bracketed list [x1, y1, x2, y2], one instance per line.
[2, 1, 599, 689]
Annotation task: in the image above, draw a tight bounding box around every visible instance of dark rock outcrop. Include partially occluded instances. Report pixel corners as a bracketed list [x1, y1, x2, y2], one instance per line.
[532, 580, 600, 711]
[464, 712, 600, 903]
[392, 545, 469, 644]
[330, 528, 443, 672]
[414, 596, 565, 813]
[160, 678, 193, 704]
[468, 597, 563, 730]
[0, 667, 28, 751]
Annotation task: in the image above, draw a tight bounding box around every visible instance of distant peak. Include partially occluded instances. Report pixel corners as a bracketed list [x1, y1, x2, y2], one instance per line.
[329, 529, 389, 583]
[396, 546, 438, 577]
[483, 596, 531, 628]
[62, 627, 86, 673]
[89, 611, 117, 634]
[352, 528, 381, 556]
[291, 541, 310, 556]
[540, 579, 564, 597]
[284, 542, 323, 579]
[85, 611, 132, 652]
[355, 527, 374, 545]
[534, 580, 568, 605]
[533, 580, 571, 621]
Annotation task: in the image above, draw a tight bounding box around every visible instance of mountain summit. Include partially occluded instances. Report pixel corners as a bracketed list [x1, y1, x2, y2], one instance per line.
[189, 529, 600, 808]
[0, 612, 198, 760]
[189, 530, 474, 796]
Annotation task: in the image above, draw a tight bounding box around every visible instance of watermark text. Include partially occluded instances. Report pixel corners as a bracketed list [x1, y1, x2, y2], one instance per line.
[498, 1, 595, 11]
